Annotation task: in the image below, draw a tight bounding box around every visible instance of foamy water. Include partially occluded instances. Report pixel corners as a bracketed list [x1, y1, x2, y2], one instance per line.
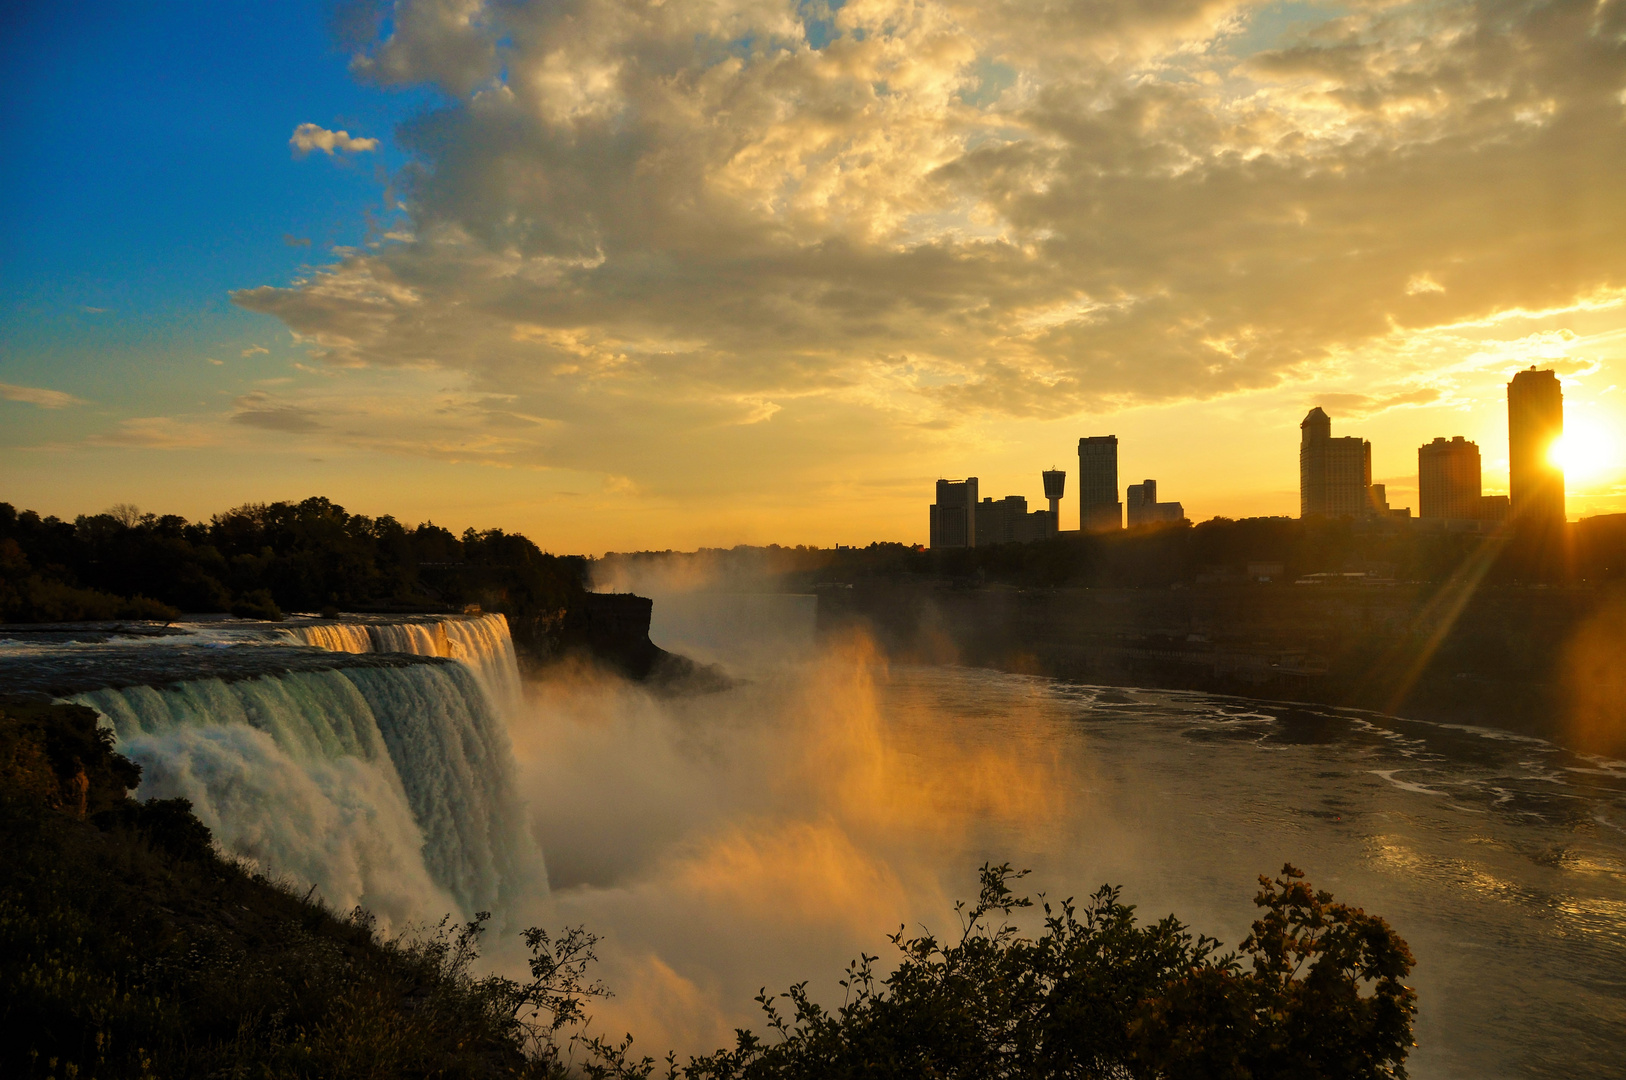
[20, 614, 546, 930]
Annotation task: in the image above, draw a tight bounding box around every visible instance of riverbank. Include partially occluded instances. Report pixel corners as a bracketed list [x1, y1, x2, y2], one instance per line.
[816, 581, 1626, 756]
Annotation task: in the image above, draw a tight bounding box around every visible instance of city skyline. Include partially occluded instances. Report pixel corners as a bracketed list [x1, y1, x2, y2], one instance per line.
[3, 0, 1625, 552]
[934, 365, 1582, 547]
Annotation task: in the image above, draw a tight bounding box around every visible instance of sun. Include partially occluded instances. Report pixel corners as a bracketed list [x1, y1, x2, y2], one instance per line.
[1548, 416, 1619, 486]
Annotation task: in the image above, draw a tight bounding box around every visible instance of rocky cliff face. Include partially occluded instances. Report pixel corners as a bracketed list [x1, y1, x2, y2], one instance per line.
[508, 592, 731, 690]
[0, 697, 139, 817]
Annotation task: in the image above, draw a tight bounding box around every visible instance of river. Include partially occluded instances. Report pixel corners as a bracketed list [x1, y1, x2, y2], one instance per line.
[533, 591, 1626, 1077]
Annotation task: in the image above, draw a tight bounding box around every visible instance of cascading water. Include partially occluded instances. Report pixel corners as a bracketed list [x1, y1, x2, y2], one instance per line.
[283, 613, 523, 718]
[36, 613, 544, 927]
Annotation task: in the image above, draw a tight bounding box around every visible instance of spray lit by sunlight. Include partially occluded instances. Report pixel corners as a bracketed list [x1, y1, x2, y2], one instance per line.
[1549, 417, 1619, 485]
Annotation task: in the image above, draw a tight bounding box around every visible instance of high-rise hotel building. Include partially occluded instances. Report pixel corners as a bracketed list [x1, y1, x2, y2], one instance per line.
[1507, 367, 1565, 530]
[1299, 407, 1372, 518]
[1418, 436, 1482, 521]
[1078, 436, 1123, 532]
[929, 477, 978, 548]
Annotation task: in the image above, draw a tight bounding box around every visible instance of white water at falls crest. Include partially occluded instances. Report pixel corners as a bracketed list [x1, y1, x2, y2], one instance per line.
[73, 615, 542, 928]
[283, 613, 524, 717]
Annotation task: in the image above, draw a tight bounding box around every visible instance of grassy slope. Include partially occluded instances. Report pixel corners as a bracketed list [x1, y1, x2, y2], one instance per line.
[0, 699, 539, 1080]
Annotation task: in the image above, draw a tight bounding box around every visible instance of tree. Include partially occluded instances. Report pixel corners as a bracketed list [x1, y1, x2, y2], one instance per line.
[645, 863, 1415, 1080]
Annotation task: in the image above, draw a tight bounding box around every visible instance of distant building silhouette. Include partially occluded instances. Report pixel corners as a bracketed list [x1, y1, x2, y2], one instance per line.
[976, 495, 1025, 545]
[1479, 494, 1510, 523]
[1368, 484, 1398, 517]
[1300, 407, 1372, 518]
[976, 495, 1057, 545]
[1126, 479, 1185, 526]
[929, 477, 977, 548]
[1042, 469, 1066, 524]
[1419, 436, 1483, 521]
[1507, 367, 1565, 530]
[1078, 436, 1122, 532]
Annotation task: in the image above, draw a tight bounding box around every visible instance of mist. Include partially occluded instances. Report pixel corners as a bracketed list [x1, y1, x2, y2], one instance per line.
[506, 584, 1219, 1058]
[496, 574, 1626, 1077]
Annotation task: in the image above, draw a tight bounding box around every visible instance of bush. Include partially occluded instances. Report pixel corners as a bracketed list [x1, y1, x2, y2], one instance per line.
[611, 864, 1416, 1080]
[230, 588, 284, 621]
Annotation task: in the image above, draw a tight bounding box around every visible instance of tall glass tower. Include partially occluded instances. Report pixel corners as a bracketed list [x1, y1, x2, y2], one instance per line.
[1507, 367, 1565, 531]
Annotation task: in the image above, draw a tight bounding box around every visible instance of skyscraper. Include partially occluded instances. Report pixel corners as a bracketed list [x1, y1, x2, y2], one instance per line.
[929, 477, 978, 548]
[1507, 367, 1565, 530]
[1300, 407, 1372, 518]
[1078, 436, 1122, 532]
[1418, 436, 1482, 521]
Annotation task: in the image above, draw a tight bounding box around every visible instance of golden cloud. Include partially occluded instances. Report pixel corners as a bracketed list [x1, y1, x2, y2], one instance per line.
[229, 0, 1626, 512]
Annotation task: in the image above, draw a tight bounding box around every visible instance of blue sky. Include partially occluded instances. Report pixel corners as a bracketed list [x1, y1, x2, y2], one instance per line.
[0, 1, 422, 411]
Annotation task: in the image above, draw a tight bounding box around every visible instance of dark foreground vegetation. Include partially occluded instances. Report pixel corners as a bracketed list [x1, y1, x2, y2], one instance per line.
[5, 700, 1415, 1079]
[0, 697, 574, 1078]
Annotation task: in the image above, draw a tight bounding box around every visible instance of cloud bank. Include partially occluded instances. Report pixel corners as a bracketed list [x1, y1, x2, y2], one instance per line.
[233, 0, 1626, 512]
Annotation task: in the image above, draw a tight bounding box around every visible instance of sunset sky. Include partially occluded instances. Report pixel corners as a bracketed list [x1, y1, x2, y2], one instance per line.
[3, 0, 1624, 552]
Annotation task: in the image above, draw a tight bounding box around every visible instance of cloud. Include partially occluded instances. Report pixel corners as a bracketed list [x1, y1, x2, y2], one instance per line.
[230, 0, 1626, 503]
[284, 234, 313, 247]
[230, 392, 326, 433]
[1312, 389, 1443, 419]
[87, 417, 218, 449]
[1, 382, 87, 409]
[241, 345, 269, 358]
[290, 122, 380, 156]
[1546, 357, 1602, 376]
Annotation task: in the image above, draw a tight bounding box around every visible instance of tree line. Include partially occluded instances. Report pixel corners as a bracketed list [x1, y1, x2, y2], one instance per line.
[798, 513, 1626, 590]
[0, 497, 585, 623]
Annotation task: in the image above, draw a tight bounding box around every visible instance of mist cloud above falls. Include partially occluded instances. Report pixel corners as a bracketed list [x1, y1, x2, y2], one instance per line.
[506, 636, 1099, 1054]
[228, 0, 1626, 512]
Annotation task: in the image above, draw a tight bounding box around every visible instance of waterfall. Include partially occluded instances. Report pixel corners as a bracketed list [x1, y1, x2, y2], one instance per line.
[443, 615, 525, 718]
[73, 655, 543, 927]
[283, 613, 523, 718]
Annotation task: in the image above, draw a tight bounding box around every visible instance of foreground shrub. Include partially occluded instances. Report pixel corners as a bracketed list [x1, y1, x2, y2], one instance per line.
[643, 863, 1416, 1080]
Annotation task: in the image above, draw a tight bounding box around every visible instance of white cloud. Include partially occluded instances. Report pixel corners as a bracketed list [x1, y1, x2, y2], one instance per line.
[290, 122, 381, 156]
[1, 382, 87, 409]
